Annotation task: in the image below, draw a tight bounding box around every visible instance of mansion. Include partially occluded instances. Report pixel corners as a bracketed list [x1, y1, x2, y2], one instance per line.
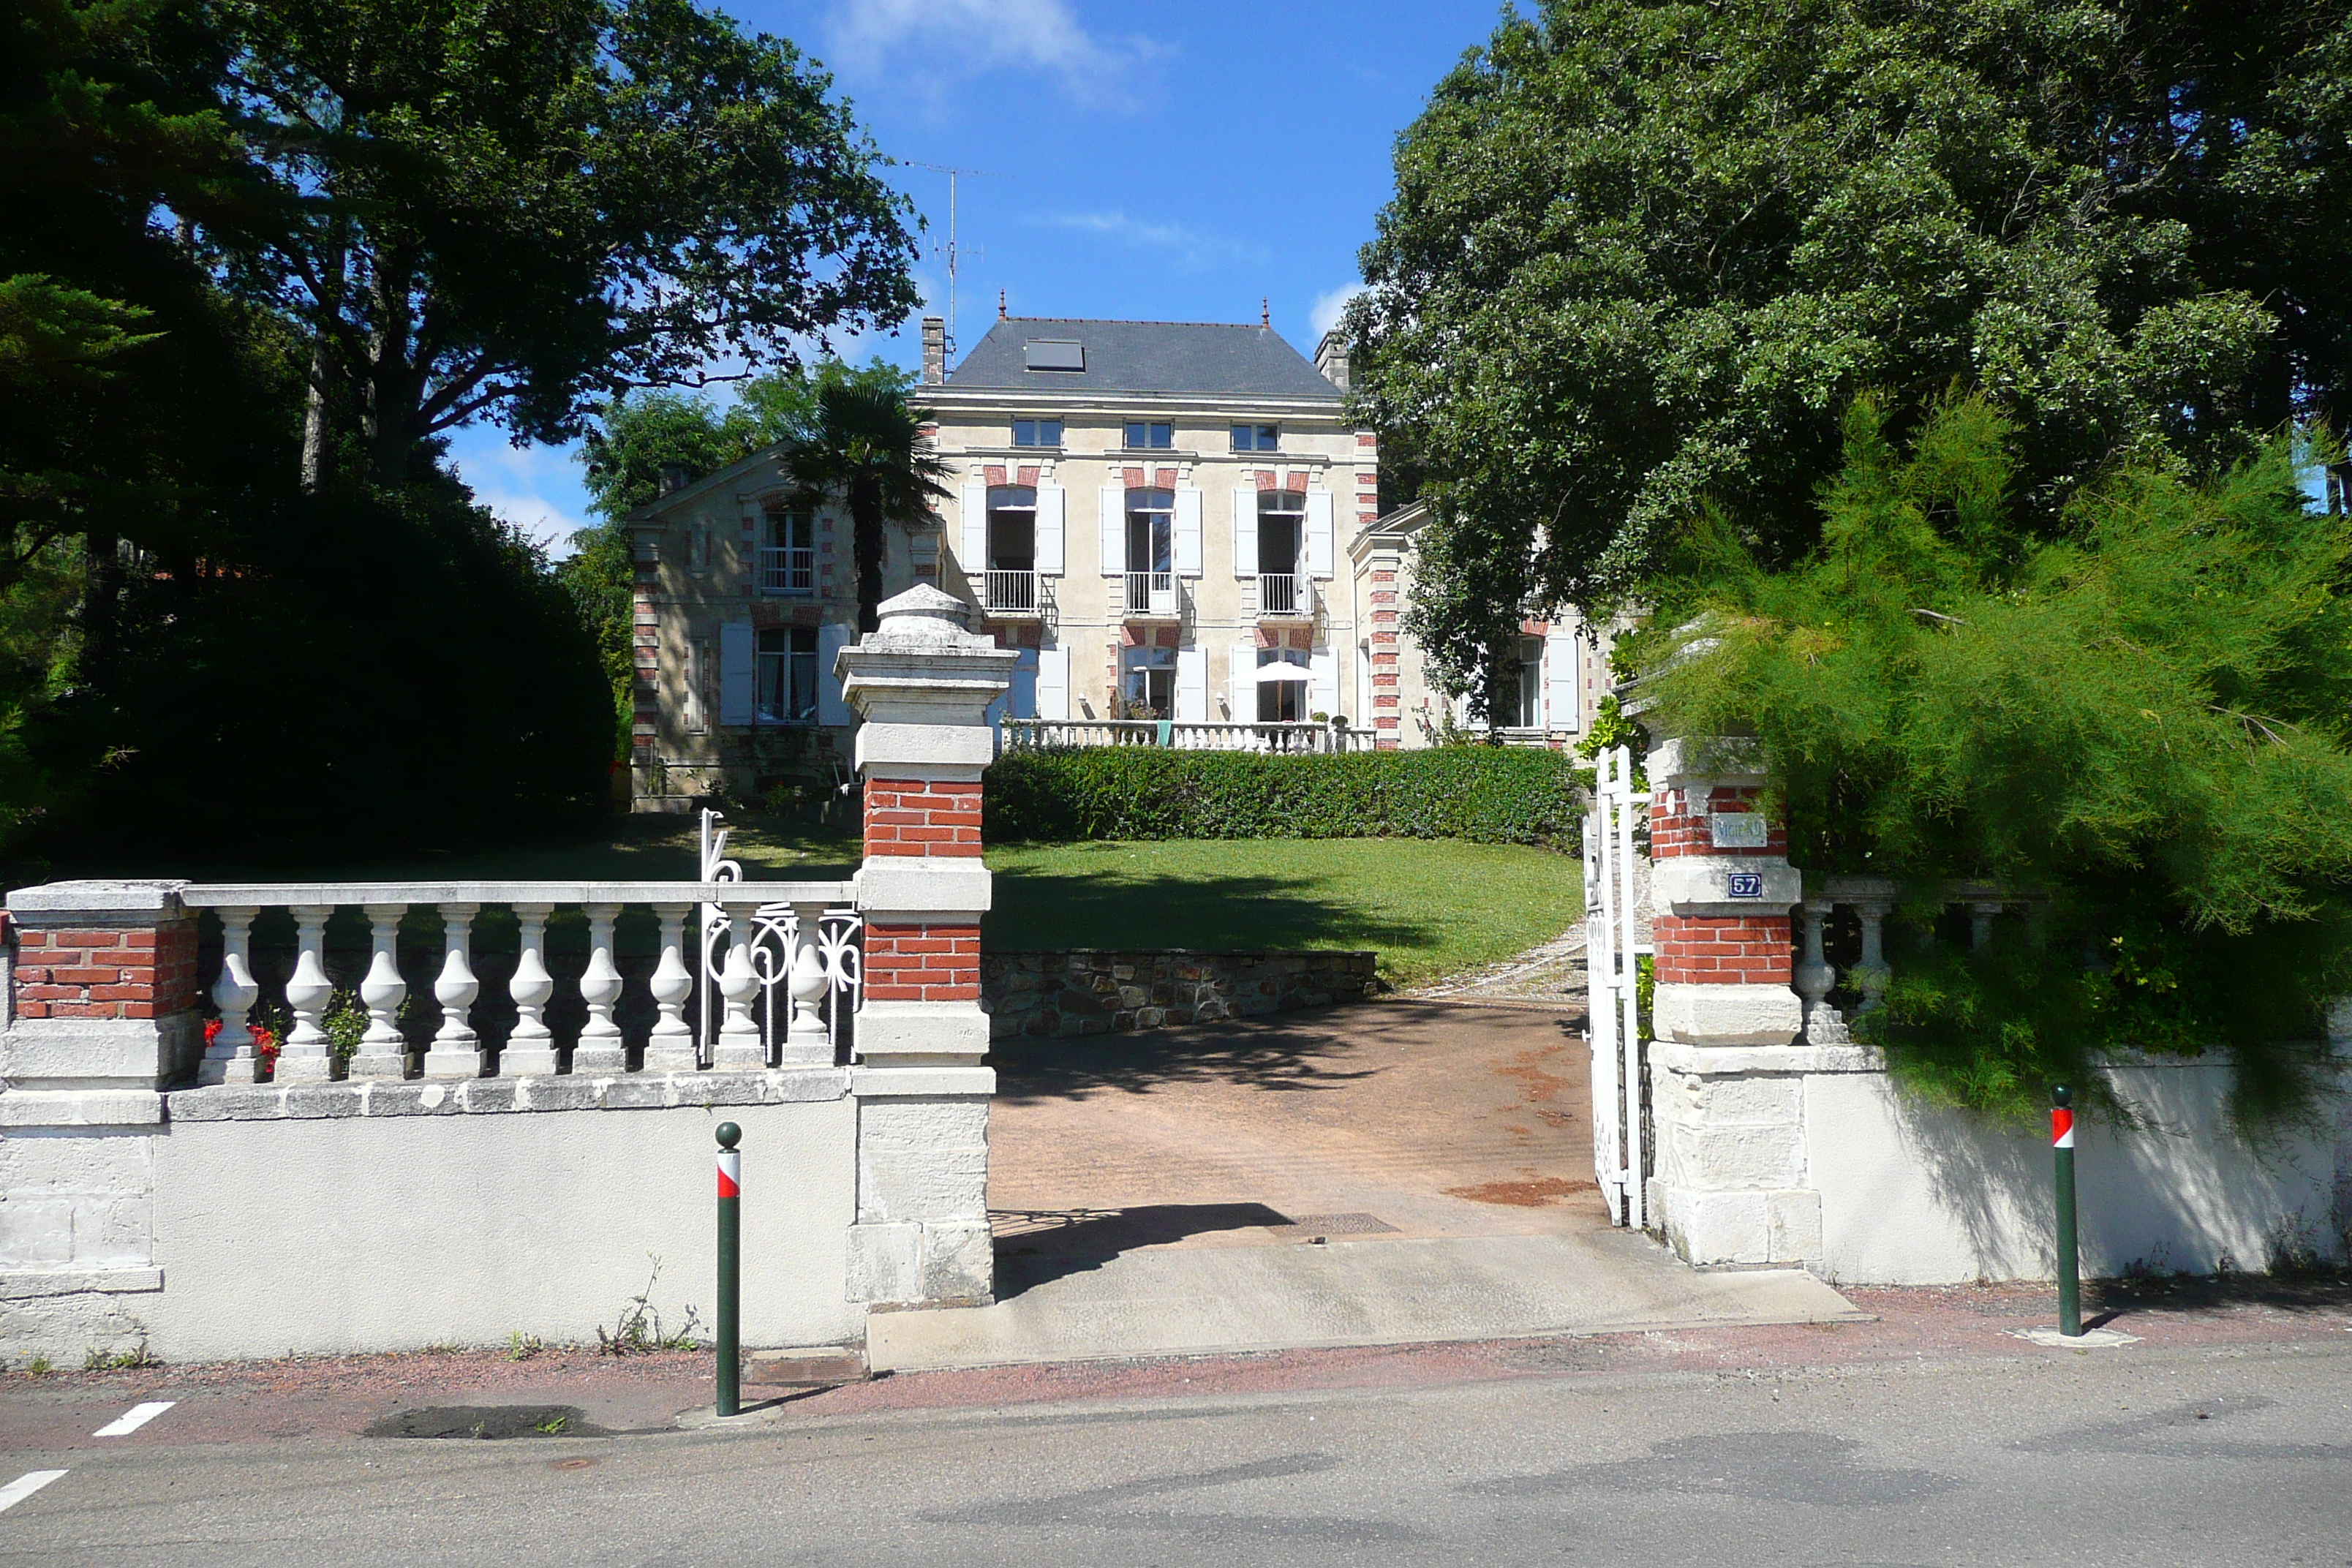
[624, 310, 1611, 806]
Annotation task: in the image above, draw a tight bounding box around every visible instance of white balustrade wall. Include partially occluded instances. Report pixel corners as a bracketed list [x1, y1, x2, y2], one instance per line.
[186, 880, 862, 1085]
[1000, 718, 1370, 755]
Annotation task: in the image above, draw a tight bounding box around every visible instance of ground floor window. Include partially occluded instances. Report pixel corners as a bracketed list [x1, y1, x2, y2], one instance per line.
[1122, 644, 1175, 719]
[1257, 649, 1308, 723]
[1506, 636, 1543, 728]
[757, 627, 818, 722]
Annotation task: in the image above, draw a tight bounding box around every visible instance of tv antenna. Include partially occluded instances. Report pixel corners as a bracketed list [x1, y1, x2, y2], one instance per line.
[903, 161, 1005, 363]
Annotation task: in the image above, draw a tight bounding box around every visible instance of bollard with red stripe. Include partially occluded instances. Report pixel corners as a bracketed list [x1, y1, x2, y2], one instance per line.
[2051, 1085, 2081, 1338]
[715, 1122, 741, 1417]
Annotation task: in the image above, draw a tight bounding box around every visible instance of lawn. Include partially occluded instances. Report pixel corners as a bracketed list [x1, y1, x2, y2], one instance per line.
[983, 838, 1583, 988]
[105, 814, 1583, 988]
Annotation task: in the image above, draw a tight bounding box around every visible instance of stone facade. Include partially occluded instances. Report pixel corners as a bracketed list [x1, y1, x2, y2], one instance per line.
[1346, 501, 1623, 747]
[981, 949, 1378, 1039]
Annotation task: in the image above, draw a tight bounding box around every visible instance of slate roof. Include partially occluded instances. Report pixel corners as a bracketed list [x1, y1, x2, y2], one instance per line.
[949, 317, 1342, 402]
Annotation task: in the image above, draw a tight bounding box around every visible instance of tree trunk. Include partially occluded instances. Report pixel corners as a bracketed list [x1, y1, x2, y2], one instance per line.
[853, 474, 884, 633]
[360, 255, 419, 488]
[301, 219, 348, 493]
[78, 528, 124, 691]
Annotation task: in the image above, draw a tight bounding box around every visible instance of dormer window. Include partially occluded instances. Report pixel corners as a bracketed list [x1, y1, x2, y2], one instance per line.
[1024, 339, 1084, 372]
[1011, 418, 1063, 448]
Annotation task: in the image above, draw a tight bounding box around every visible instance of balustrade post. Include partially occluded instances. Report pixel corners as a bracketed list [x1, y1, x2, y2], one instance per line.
[573, 902, 627, 1074]
[503, 903, 559, 1076]
[421, 903, 481, 1079]
[1852, 899, 1892, 1014]
[644, 902, 699, 1073]
[712, 908, 766, 1069]
[780, 902, 832, 1066]
[1794, 897, 1849, 1045]
[276, 905, 338, 1084]
[347, 903, 410, 1080]
[200, 905, 261, 1085]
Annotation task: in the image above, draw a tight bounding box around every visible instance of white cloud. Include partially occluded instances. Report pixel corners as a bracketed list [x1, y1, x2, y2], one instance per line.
[1039, 209, 1262, 274]
[446, 434, 593, 559]
[1311, 283, 1365, 341]
[822, 0, 1164, 107]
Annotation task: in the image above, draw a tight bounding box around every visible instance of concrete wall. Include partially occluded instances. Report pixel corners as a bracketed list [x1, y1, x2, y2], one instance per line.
[1, 1072, 862, 1365]
[982, 949, 1379, 1039]
[1647, 1041, 2350, 1284]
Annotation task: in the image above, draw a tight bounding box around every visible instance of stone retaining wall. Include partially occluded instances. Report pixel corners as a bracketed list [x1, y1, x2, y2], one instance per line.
[982, 949, 1379, 1039]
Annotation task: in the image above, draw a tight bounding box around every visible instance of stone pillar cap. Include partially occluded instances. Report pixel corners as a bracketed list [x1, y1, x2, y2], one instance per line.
[859, 584, 992, 655]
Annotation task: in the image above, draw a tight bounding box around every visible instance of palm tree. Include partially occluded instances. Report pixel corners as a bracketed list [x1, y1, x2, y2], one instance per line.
[782, 380, 951, 633]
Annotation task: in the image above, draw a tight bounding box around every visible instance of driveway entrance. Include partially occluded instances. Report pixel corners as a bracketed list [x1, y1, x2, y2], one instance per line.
[868, 999, 1861, 1372]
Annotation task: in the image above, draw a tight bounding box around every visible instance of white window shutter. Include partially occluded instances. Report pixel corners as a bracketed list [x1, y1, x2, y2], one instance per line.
[1175, 647, 1206, 721]
[1173, 488, 1202, 577]
[1311, 649, 1338, 717]
[1036, 646, 1070, 719]
[1305, 490, 1335, 578]
[718, 620, 754, 726]
[960, 481, 986, 574]
[1232, 488, 1257, 578]
[1545, 624, 1580, 732]
[1036, 485, 1065, 575]
[1098, 486, 1124, 576]
[816, 622, 853, 726]
[1228, 644, 1253, 723]
[1011, 649, 1039, 718]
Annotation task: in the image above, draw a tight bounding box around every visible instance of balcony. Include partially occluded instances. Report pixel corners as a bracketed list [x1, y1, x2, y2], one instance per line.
[1120, 570, 1183, 621]
[981, 569, 1045, 618]
[758, 545, 815, 596]
[1256, 573, 1313, 619]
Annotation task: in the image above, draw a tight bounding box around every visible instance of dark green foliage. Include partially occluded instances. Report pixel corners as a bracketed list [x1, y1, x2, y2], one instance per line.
[1348, 0, 2352, 711]
[1645, 396, 2352, 1120]
[984, 747, 1584, 849]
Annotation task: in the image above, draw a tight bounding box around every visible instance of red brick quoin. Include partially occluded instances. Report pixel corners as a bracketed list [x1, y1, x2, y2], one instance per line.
[863, 780, 982, 858]
[14, 919, 200, 1020]
[1651, 913, 1793, 986]
[862, 924, 981, 1003]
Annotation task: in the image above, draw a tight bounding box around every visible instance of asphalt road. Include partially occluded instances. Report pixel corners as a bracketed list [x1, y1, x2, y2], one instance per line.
[3, 1337, 2348, 1566]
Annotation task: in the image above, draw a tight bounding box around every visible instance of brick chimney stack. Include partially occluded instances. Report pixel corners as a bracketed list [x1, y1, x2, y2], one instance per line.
[921, 317, 946, 386]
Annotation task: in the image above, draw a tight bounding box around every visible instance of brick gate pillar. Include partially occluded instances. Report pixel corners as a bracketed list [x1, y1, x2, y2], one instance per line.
[1641, 736, 1824, 1270]
[836, 585, 1017, 1308]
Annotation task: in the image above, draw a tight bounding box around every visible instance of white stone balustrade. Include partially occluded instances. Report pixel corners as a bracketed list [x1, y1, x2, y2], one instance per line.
[176, 881, 859, 1082]
[1794, 877, 2042, 1041]
[999, 717, 1368, 753]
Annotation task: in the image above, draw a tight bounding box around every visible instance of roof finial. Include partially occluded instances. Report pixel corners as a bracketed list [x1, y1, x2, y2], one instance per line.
[998, 289, 1007, 320]
[1261, 296, 1270, 328]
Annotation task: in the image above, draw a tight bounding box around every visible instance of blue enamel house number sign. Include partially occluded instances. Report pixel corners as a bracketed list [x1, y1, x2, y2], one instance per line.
[1727, 872, 1765, 900]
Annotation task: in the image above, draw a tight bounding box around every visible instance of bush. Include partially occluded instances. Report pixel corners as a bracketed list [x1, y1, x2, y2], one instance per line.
[984, 745, 1583, 847]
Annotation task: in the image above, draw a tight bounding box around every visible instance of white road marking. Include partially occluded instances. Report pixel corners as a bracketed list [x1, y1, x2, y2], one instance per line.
[0, 1471, 67, 1515]
[92, 1402, 174, 1438]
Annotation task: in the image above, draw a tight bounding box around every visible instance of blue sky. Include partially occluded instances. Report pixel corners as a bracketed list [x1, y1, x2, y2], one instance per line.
[448, 0, 1515, 554]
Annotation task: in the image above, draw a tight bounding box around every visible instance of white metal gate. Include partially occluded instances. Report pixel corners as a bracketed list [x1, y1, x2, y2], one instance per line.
[1583, 744, 1649, 1228]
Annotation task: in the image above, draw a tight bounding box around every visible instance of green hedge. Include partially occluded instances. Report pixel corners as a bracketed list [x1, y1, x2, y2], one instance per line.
[984, 745, 1583, 847]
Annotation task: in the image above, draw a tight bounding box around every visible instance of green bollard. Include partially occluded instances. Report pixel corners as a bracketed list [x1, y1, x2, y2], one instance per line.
[2051, 1085, 2080, 1338]
[715, 1121, 741, 1417]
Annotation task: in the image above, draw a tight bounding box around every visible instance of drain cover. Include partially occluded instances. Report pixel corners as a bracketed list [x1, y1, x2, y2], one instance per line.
[366, 1405, 608, 1440]
[1265, 1212, 1398, 1237]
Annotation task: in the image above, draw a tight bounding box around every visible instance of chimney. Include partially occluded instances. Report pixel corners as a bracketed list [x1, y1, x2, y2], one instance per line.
[657, 462, 692, 497]
[921, 316, 946, 385]
[1314, 329, 1351, 391]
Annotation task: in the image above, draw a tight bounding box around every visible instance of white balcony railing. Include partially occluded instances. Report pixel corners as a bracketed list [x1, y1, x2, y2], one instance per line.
[760, 545, 815, 595]
[1000, 719, 1370, 755]
[1122, 570, 1180, 619]
[1256, 573, 1312, 617]
[983, 569, 1042, 615]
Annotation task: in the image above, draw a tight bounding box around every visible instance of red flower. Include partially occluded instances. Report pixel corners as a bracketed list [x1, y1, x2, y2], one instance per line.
[204, 1017, 222, 1044]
